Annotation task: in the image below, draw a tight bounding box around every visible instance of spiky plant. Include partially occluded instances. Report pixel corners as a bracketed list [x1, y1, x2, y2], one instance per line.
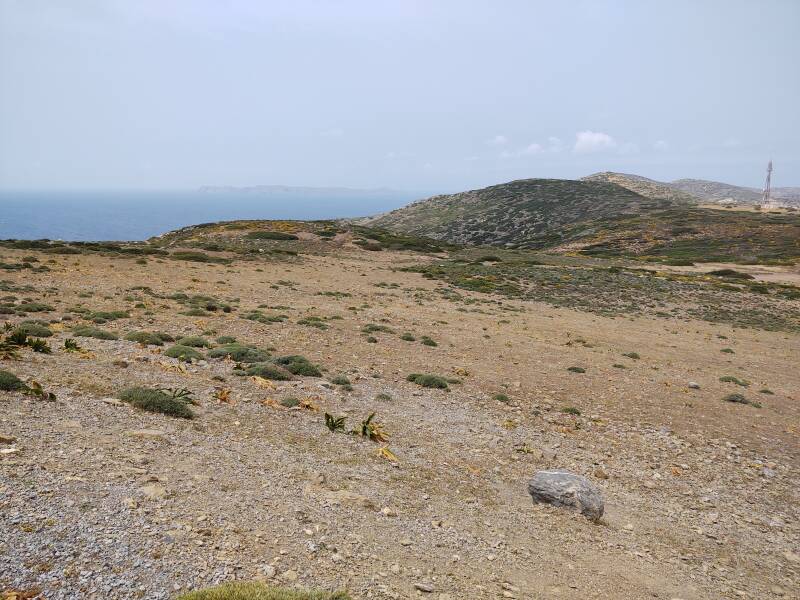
[324, 413, 346, 432]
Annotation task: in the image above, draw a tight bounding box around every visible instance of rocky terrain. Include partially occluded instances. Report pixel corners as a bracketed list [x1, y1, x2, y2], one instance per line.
[581, 172, 699, 204]
[1, 223, 798, 599]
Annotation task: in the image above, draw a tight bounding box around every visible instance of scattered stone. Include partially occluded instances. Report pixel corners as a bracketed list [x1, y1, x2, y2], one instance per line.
[101, 397, 124, 406]
[688, 382, 700, 389]
[126, 429, 167, 441]
[414, 583, 434, 593]
[0, 433, 16, 444]
[593, 467, 609, 479]
[139, 483, 167, 500]
[261, 564, 276, 578]
[528, 470, 604, 521]
[279, 570, 298, 582]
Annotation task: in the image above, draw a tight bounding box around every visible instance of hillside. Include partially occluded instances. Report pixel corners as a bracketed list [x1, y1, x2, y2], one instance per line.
[362, 178, 673, 248]
[582, 171, 700, 203]
[363, 177, 800, 263]
[669, 178, 763, 203]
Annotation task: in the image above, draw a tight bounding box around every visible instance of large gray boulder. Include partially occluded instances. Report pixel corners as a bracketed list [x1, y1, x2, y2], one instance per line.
[528, 470, 604, 521]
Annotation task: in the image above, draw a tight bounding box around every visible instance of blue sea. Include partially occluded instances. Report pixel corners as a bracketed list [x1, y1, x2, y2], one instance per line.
[0, 189, 422, 241]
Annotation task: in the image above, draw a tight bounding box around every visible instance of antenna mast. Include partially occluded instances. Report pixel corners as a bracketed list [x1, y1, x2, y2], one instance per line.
[762, 160, 772, 205]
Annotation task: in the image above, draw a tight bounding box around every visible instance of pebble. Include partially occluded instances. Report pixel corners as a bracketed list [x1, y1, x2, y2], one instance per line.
[414, 583, 434, 593]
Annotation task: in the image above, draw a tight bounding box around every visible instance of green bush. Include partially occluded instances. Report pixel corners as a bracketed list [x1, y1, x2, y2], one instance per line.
[244, 231, 299, 240]
[567, 366, 586, 373]
[330, 375, 351, 385]
[176, 335, 212, 348]
[119, 387, 194, 418]
[400, 333, 416, 341]
[272, 355, 322, 377]
[420, 336, 437, 347]
[562, 406, 581, 415]
[164, 345, 204, 362]
[246, 363, 293, 380]
[177, 582, 350, 600]
[0, 369, 25, 391]
[622, 352, 640, 360]
[88, 310, 129, 323]
[406, 373, 448, 389]
[125, 331, 174, 346]
[493, 393, 510, 403]
[216, 335, 237, 344]
[376, 393, 392, 401]
[14, 321, 53, 338]
[72, 325, 118, 340]
[208, 343, 269, 363]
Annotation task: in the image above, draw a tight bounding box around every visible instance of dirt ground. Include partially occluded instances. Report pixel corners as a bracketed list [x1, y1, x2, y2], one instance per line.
[1, 246, 798, 599]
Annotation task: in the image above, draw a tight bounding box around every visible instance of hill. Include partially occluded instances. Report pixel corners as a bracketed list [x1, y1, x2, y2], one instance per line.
[363, 177, 800, 263]
[582, 171, 700, 203]
[669, 178, 763, 203]
[362, 178, 674, 248]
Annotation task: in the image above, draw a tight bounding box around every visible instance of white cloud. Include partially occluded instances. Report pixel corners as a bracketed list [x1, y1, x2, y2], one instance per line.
[486, 134, 508, 146]
[653, 140, 669, 151]
[573, 130, 617, 153]
[498, 142, 542, 159]
[521, 142, 543, 155]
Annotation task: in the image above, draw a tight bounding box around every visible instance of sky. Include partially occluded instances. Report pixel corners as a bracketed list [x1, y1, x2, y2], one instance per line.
[1, 0, 798, 192]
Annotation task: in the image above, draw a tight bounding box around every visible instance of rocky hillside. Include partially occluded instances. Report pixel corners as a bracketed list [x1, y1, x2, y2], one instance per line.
[582, 172, 699, 204]
[669, 178, 764, 203]
[362, 178, 674, 248]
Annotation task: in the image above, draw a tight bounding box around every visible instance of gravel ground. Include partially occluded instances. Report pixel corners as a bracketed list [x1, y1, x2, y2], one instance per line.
[1, 246, 798, 599]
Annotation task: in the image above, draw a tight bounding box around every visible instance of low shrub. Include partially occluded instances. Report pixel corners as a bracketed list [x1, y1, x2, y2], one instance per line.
[246, 363, 293, 380]
[208, 343, 270, 363]
[216, 335, 237, 344]
[567, 366, 586, 373]
[164, 345, 204, 362]
[406, 373, 448, 389]
[420, 336, 437, 347]
[244, 231, 299, 240]
[330, 375, 351, 385]
[272, 355, 322, 377]
[72, 325, 118, 340]
[400, 333, 415, 342]
[88, 310, 129, 323]
[15, 321, 53, 338]
[176, 335, 212, 348]
[118, 386, 194, 418]
[125, 331, 174, 346]
[0, 369, 25, 391]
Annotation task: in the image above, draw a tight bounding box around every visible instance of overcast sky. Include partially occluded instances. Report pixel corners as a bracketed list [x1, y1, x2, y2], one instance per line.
[1, 0, 798, 191]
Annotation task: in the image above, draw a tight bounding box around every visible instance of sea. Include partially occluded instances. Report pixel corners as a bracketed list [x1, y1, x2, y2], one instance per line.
[0, 189, 423, 242]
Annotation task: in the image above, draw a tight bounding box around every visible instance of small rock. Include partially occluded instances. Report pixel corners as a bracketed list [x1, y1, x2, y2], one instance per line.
[688, 382, 700, 389]
[381, 507, 398, 517]
[414, 583, 434, 593]
[101, 398, 124, 406]
[126, 429, 167, 441]
[113, 360, 129, 368]
[261, 564, 276, 578]
[0, 433, 16, 445]
[528, 470, 604, 521]
[593, 468, 609, 479]
[139, 483, 167, 500]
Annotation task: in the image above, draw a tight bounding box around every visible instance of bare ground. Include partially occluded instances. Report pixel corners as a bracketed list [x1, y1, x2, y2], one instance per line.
[1, 247, 798, 599]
